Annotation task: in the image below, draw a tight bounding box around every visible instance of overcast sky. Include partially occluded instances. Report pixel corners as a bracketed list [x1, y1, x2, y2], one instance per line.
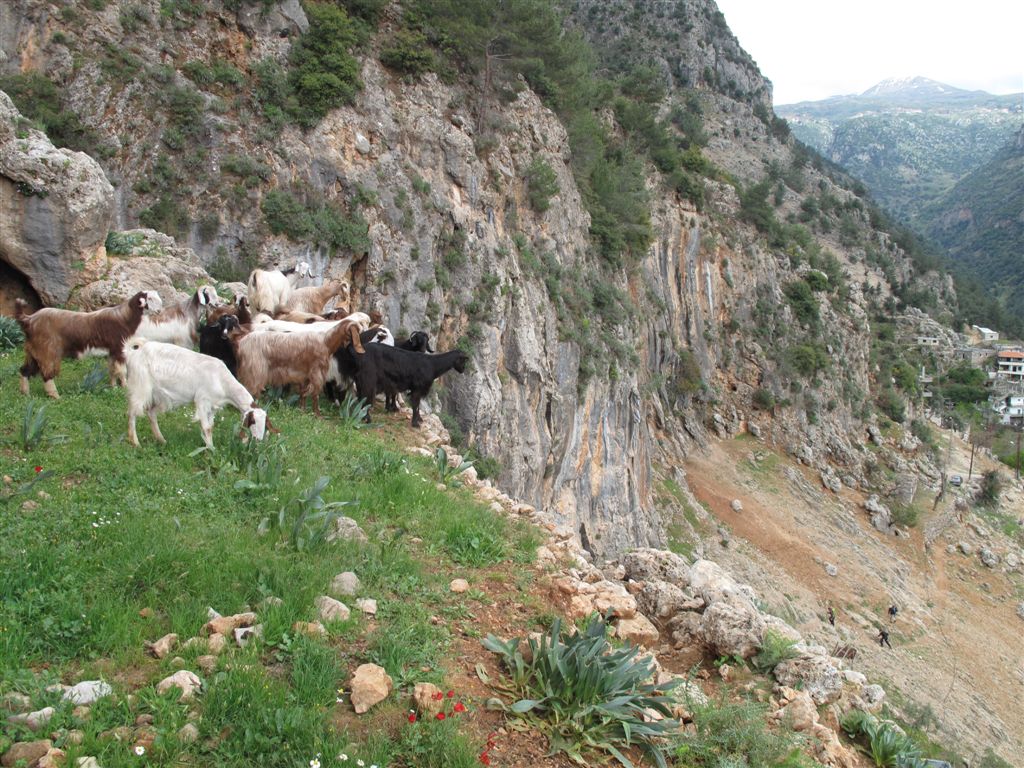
[713, 0, 1024, 105]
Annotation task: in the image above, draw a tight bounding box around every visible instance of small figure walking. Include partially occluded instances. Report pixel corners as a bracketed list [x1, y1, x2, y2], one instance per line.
[888, 604, 898, 622]
[827, 605, 836, 627]
[877, 628, 892, 649]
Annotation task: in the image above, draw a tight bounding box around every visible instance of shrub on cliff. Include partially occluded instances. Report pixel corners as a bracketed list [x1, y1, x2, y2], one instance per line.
[289, 3, 364, 128]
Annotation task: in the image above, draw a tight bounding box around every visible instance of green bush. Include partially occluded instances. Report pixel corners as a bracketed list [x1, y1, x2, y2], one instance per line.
[261, 189, 370, 254]
[380, 29, 435, 76]
[0, 316, 25, 351]
[483, 615, 679, 767]
[783, 280, 819, 326]
[0, 72, 99, 153]
[876, 389, 906, 424]
[525, 156, 559, 213]
[673, 349, 703, 398]
[752, 388, 776, 412]
[750, 629, 799, 672]
[289, 2, 364, 128]
[104, 231, 145, 255]
[977, 470, 1001, 506]
[787, 343, 829, 378]
[677, 697, 814, 767]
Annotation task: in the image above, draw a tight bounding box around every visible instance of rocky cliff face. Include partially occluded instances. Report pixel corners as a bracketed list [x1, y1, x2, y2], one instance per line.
[0, 0, 940, 558]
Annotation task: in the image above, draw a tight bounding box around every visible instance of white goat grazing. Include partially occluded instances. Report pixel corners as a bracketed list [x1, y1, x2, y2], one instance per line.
[249, 312, 374, 336]
[136, 285, 220, 347]
[125, 337, 272, 449]
[247, 262, 313, 314]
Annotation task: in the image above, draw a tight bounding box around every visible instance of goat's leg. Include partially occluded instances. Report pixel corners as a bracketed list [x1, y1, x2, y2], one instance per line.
[311, 391, 321, 418]
[197, 404, 215, 449]
[410, 394, 422, 428]
[42, 378, 60, 399]
[148, 408, 167, 444]
[127, 406, 141, 447]
[19, 355, 39, 395]
[109, 356, 128, 388]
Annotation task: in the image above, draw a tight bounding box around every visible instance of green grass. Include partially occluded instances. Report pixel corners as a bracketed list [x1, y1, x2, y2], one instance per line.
[0, 353, 534, 766]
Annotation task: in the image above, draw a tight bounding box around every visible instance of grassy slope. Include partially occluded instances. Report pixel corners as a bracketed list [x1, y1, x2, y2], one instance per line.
[0, 353, 538, 767]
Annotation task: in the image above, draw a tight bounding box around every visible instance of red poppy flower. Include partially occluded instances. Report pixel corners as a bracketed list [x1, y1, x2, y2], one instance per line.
[479, 753, 491, 766]
[408, 712, 417, 723]
[33, 466, 42, 473]
[435, 712, 446, 720]
[453, 702, 467, 713]
[446, 690, 454, 698]
[432, 692, 444, 701]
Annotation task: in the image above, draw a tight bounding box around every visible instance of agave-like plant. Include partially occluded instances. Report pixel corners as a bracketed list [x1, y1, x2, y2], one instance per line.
[482, 614, 679, 768]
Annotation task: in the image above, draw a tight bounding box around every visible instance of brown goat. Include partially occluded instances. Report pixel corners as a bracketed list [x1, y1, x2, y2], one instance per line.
[278, 279, 349, 315]
[230, 315, 368, 417]
[207, 295, 252, 326]
[15, 291, 162, 398]
[274, 310, 328, 324]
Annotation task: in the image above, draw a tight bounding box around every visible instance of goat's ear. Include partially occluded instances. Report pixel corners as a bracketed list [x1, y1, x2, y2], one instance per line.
[198, 288, 208, 306]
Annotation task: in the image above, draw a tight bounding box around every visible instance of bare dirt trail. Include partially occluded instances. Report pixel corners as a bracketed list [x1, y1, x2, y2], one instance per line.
[683, 435, 1024, 764]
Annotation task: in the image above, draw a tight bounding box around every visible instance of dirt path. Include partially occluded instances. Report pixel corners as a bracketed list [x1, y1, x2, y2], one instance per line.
[683, 436, 1024, 764]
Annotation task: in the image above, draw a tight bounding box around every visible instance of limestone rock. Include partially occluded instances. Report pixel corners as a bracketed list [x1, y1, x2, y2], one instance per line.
[7, 706, 54, 732]
[773, 656, 844, 705]
[861, 684, 886, 712]
[635, 579, 691, 620]
[700, 596, 766, 658]
[196, 655, 217, 675]
[204, 612, 256, 636]
[620, 548, 691, 586]
[233, 625, 262, 647]
[156, 671, 202, 701]
[730, 499, 743, 512]
[762, 614, 802, 644]
[412, 682, 444, 716]
[355, 598, 378, 616]
[177, 723, 200, 744]
[689, 559, 750, 605]
[146, 633, 178, 659]
[449, 578, 469, 593]
[979, 548, 999, 568]
[349, 664, 393, 714]
[38, 748, 65, 768]
[327, 517, 368, 544]
[315, 596, 351, 623]
[774, 690, 818, 731]
[613, 614, 660, 647]
[958, 541, 974, 556]
[331, 572, 362, 597]
[2, 740, 52, 768]
[0, 92, 114, 307]
[1, 693, 31, 713]
[668, 611, 704, 648]
[292, 621, 327, 638]
[824, 563, 838, 577]
[1017, 602, 1024, 621]
[62, 681, 112, 706]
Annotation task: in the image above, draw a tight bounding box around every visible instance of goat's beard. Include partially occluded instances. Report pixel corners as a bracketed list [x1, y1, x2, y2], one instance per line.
[246, 408, 268, 441]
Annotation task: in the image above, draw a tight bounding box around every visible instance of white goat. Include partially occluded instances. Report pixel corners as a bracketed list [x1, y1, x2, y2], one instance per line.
[136, 285, 220, 347]
[249, 312, 373, 336]
[125, 337, 272, 449]
[247, 262, 313, 314]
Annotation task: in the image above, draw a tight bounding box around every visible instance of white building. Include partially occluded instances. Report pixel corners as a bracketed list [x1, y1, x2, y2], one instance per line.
[993, 394, 1024, 424]
[972, 325, 999, 341]
[996, 350, 1024, 382]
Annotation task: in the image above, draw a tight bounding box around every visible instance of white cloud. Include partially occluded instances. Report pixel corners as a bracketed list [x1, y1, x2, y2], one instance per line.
[714, 0, 1024, 104]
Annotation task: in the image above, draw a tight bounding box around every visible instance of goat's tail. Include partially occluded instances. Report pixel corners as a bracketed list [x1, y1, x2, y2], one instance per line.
[13, 299, 31, 330]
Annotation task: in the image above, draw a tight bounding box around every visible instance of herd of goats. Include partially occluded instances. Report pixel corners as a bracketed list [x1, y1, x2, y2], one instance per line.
[12, 262, 469, 448]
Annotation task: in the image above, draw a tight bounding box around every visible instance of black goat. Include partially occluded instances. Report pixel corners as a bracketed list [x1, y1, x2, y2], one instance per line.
[199, 315, 241, 375]
[384, 331, 434, 411]
[354, 344, 468, 427]
[326, 326, 393, 403]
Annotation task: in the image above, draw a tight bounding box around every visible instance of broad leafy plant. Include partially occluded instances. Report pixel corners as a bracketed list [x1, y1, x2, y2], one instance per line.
[481, 614, 679, 767]
[259, 476, 355, 551]
[842, 711, 924, 768]
[335, 394, 371, 429]
[434, 446, 473, 486]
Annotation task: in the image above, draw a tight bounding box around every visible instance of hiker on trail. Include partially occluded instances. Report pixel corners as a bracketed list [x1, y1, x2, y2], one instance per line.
[827, 605, 836, 627]
[877, 628, 892, 649]
[888, 604, 898, 621]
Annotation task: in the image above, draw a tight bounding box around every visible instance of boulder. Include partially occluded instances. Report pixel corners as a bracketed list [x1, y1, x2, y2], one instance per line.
[774, 689, 818, 731]
[177, 723, 199, 744]
[0, 92, 114, 307]
[635, 579, 691, 620]
[412, 682, 444, 716]
[70, 230, 208, 310]
[730, 499, 743, 512]
[146, 633, 178, 659]
[979, 548, 999, 568]
[689, 559, 749, 605]
[2, 740, 52, 768]
[6, 707, 54, 731]
[620, 548, 691, 586]
[349, 664, 393, 714]
[861, 684, 886, 712]
[613, 614, 660, 647]
[449, 578, 469, 593]
[156, 671, 202, 701]
[700, 596, 766, 659]
[204, 612, 256, 636]
[292, 621, 327, 638]
[315, 596, 351, 623]
[327, 516, 368, 544]
[62, 681, 112, 706]
[762, 614, 802, 644]
[330, 572, 362, 597]
[773, 656, 844, 705]
[355, 598, 377, 616]
[668, 611, 703, 649]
